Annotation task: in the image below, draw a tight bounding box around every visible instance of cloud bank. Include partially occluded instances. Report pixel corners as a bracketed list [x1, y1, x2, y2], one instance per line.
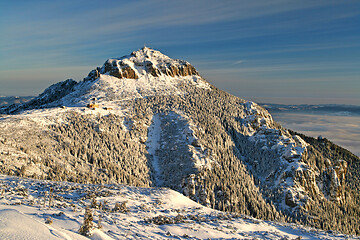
[271, 112, 360, 157]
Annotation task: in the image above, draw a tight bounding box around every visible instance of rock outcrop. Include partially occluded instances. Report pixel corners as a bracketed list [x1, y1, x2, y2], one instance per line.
[104, 60, 139, 79]
[321, 159, 347, 203]
[83, 47, 199, 82]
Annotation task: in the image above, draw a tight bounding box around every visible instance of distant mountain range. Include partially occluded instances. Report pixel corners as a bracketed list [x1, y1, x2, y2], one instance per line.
[0, 96, 34, 107]
[0, 47, 359, 236]
[261, 103, 360, 116]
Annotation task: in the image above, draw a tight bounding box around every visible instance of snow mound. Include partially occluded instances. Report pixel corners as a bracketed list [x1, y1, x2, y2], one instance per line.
[0, 209, 87, 240]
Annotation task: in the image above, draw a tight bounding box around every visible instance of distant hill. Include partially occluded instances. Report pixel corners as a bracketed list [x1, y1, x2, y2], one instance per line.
[0, 96, 34, 107]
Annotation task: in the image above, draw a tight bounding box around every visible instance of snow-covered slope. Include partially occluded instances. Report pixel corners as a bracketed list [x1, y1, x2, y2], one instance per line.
[0, 47, 359, 236]
[0, 175, 357, 240]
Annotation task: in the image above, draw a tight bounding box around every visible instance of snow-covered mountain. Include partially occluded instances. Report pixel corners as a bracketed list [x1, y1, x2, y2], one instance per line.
[1, 47, 208, 113]
[0, 47, 359, 236]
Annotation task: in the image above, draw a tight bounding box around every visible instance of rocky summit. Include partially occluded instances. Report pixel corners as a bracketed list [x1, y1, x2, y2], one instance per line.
[0, 47, 359, 235]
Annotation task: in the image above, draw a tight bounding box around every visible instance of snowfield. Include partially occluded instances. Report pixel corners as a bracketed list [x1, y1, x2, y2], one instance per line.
[0, 175, 357, 240]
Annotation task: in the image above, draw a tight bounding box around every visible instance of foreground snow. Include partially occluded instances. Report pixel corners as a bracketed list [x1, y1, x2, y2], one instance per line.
[0, 175, 357, 240]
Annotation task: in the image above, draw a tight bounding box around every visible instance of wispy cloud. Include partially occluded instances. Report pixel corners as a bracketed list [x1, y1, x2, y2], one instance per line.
[233, 60, 245, 65]
[0, 0, 359, 103]
[1, 0, 353, 55]
[201, 62, 360, 75]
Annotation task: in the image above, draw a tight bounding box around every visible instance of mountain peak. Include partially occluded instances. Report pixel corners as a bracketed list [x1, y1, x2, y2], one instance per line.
[129, 46, 172, 61]
[0, 48, 208, 113]
[85, 47, 199, 82]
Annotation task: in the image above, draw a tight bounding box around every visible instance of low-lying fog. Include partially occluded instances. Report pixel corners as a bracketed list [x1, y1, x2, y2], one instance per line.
[264, 104, 360, 157]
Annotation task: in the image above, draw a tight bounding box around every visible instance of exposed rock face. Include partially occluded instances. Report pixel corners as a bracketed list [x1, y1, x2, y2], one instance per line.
[104, 60, 139, 79]
[144, 61, 161, 77]
[158, 62, 198, 77]
[84, 68, 101, 82]
[93, 47, 199, 80]
[81, 47, 199, 82]
[281, 167, 320, 208]
[321, 159, 347, 203]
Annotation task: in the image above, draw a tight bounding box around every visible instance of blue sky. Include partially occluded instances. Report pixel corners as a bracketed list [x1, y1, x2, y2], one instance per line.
[1, 0, 359, 105]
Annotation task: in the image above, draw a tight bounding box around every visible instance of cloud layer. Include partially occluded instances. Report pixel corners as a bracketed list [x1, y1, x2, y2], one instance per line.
[272, 112, 360, 156]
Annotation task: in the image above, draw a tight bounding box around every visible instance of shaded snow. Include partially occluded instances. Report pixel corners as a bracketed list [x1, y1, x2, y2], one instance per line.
[0, 209, 87, 240]
[146, 114, 164, 186]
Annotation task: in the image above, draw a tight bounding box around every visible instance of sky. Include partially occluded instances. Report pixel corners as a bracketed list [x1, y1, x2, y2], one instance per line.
[1, 0, 360, 105]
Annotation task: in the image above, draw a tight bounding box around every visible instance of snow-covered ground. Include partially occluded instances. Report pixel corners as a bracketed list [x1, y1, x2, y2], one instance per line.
[0, 175, 357, 240]
[146, 114, 164, 186]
